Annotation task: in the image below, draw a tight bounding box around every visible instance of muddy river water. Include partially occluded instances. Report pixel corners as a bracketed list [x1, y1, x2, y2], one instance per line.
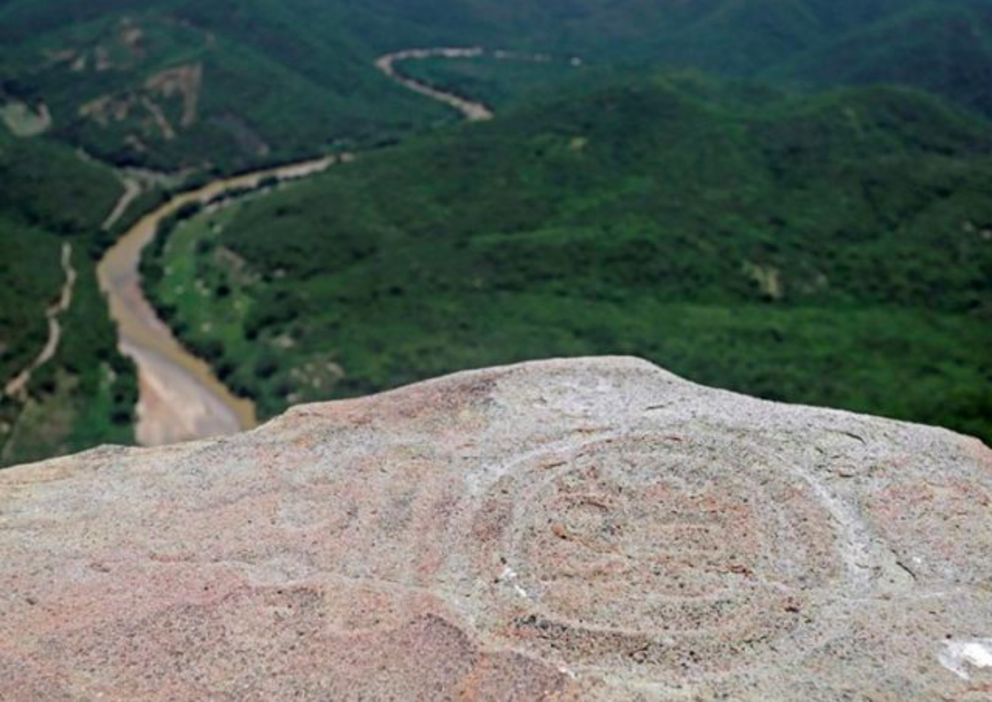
[98, 50, 495, 446]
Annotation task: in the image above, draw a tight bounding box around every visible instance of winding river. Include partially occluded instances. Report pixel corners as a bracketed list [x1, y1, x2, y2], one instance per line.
[97, 157, 337, 446]
[98, 50, 494, 446]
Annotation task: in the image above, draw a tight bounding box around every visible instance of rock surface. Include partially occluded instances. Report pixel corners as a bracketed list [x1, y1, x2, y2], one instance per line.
[1, 357, 991, 701]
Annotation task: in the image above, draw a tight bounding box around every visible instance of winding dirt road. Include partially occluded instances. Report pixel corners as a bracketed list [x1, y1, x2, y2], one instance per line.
[99, 50, 499, 447]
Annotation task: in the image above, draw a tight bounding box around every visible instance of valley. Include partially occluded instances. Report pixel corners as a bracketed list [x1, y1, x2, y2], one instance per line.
[1, 0, 990, 464]
[0, 128, 136, 466]
[98, 49, 499, 446]
[2, 3, 992, 698]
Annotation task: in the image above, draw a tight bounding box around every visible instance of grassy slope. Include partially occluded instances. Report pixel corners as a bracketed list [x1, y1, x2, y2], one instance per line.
[0, 128, 136, 466]
[145, 75, 992, 443]
[3, 0, 992, 469]
[399, 1, 992, 125]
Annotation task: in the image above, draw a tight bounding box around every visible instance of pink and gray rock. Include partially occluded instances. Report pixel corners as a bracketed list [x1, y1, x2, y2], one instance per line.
[1, 358, 991, 700]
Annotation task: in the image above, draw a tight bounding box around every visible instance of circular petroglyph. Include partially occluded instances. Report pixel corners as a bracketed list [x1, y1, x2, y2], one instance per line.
[469, 433, 847, 678]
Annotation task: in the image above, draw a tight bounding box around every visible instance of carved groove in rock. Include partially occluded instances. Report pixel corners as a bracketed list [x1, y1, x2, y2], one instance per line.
[467, 433, 847, 678]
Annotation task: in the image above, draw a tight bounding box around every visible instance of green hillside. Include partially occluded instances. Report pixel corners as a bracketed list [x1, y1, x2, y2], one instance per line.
[4, 0, 992, 173]
[3, 1, 992, 466]
[0, 2, 451, 172]
[143, 75, 992, 443]
[400, 1, 992, 122]
[0, 129, 136, 466]
[0, 219, 62, 383]
[773, 3, 992, 117]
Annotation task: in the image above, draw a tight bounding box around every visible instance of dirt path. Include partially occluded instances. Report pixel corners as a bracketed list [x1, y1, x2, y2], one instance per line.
[376, 47, 495, 121]
[3, 243, 77, 400]
[102, 177, 142, 231]
[98, 155, 340, 447]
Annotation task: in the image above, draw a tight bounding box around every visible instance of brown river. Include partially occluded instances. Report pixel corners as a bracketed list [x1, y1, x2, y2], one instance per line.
[97, 158, 336, 446]
[98, 51, 494, 446]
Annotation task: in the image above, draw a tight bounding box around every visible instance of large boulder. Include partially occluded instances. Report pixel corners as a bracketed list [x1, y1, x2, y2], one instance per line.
[1, 357, 990, 700]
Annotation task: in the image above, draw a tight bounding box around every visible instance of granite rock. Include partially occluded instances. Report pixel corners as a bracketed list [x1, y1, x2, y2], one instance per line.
[2, 357, 991, 700]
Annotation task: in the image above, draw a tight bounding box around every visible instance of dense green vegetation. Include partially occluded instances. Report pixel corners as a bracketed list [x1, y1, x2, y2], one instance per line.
[4, 0, 992, 172]
[4, 1, 992, 467]
[0, 128, 136, 466]
[144, 74, 992, 443]
[400, 53, 591, 113]
[0, 1, 451, 172]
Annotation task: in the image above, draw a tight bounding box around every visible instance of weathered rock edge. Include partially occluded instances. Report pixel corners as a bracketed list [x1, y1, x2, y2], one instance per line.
[1, 357, 990, 701]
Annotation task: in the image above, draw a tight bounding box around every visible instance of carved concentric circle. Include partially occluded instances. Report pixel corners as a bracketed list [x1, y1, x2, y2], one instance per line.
[468, 432, 846, 678]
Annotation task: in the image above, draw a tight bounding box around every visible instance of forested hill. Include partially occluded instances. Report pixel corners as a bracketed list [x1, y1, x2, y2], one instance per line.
[143, 74, 992, 444]
[3, 0, 992, 458]
[2, 0, 992, 171]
